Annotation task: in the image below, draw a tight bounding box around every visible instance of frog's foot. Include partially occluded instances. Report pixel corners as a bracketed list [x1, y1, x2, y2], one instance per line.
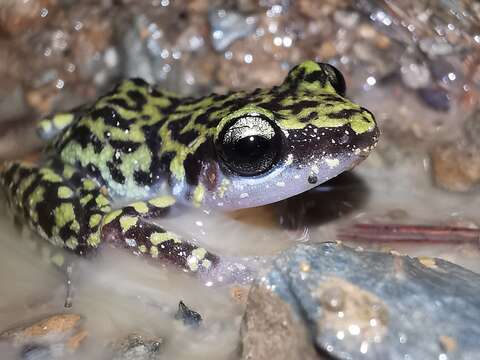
[99, 198, 267, 283]
[100, 197, 220, 274]
[1, 162, 254, 283]
[197, 255, 269, 286]
[37, 112, 76, 141]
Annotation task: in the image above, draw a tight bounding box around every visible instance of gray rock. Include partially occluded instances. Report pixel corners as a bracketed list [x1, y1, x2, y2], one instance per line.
[464, 108, 480, 146]
[241, 242, 480, 360]
[400, 55, 431, 89]
[0, 313, 86, 360]
[0, 85, 29, 123]
[21, 343, 52, 360]
[209, 9, 257, 51]
[333, 10, 360, 29]
[174, 301, 202, 328]
[109, 333, 163, 360]
[417, 87, 450, 112]
[241, 279, 324, 360]
[419, 37, 454, 57]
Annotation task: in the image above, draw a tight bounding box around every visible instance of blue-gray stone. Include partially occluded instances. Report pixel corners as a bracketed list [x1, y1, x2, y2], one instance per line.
[209, 9, 256, 51]
[174, 301, 202, 328]
[242, 242, 480, 360]
[110, 333, 163, 360]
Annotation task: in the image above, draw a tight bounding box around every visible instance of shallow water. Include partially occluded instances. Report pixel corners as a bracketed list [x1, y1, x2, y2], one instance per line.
[1, 144, 479, 359]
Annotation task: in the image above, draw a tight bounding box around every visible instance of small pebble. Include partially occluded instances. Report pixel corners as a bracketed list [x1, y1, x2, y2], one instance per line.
[175, 301, 203, 328]
[417, 87, 450, 112]
[21, 344, 52, 360]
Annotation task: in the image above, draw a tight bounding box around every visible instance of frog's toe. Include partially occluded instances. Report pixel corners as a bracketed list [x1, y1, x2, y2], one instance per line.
[37, 112, 75, 141]
[199, 255, 269, 286]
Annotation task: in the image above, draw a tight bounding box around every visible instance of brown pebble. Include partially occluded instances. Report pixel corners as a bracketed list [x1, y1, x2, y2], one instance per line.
[0, 313, 83, 347]
[430, 142, 480, 192]
[439, 335, 457, 352]
[67, 329, 88, 350]
[231, 286, 249, 304]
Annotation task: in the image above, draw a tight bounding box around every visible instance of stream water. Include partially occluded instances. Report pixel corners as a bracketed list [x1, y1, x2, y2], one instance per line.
[1, 143, 479, 359]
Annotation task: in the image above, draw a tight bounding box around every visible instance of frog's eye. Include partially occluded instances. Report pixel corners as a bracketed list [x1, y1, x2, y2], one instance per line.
[323, 63, 346, 97]
[217, 114, 282, 176]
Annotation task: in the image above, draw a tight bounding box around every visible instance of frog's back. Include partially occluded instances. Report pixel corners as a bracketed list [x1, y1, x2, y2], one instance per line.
[45, 61, 378, 208]
[48, 79, 247, 202]
[50, 78, 187, 200]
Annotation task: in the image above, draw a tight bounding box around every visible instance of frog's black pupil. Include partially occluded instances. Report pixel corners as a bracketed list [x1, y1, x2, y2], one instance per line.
[218, 117, 282, 176]
[236, 136, 269, 159]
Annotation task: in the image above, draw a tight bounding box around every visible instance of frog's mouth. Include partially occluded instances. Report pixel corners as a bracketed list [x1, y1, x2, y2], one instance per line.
[200, 124, 378, 210]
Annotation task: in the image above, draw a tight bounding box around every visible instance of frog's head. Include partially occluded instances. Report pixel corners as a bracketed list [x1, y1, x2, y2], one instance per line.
[189, 61, 379, 210]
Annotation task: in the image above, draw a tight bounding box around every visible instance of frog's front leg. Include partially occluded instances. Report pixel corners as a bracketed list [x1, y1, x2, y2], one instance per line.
[1, 162, 220, 276]
[100, 197, 219, 274]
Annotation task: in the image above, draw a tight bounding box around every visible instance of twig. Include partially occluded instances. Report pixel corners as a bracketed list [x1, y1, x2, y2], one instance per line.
[337, 223, 480, 245]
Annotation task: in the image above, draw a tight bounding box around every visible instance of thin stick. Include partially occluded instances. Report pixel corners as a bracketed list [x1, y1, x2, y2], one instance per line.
[337, 223, 480, 245]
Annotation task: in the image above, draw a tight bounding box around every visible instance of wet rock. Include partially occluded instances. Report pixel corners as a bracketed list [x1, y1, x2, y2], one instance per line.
[241, 242, 480, 360]
[121, 9, 211, 95]
[400, 56, 431, 89]
[296, 0, 348, 18]
[430, 140, 480, 192]
[419, 37, 454, 57]
[109, 333, 163, 360]
[0, 313, 87, 359]
[463, 108, 480, 145]
[0, 84, 29, 123]
[174, 301, 202, 328]
[417, 87, 451, 112]
[0, 2, 118, 117]
[430, 59, 461, 87]
[333, 10, 360, 29]
[217, 36, 287, 90]
[209, 8, 257, 51]
[352, 42, 399, 80]
[0, 0, 59, 35]
[21, 343, 52, 360]
[241, 281, 320, 360]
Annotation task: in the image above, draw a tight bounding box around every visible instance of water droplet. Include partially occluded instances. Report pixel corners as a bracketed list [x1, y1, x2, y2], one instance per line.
[339, 132, 351, 145]
[348, 324, 361, 336]
[73, 21, 83, 31]
[55, 79, 64, 89]
[320, 286, 345, 311]
[366, 76, 377, 86]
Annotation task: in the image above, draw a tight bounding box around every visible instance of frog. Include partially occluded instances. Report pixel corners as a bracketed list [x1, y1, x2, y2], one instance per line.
[0, 61, 379, 282]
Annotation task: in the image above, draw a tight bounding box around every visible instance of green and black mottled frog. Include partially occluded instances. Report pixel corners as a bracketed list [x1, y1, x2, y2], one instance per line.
[0, 61, 378, 282]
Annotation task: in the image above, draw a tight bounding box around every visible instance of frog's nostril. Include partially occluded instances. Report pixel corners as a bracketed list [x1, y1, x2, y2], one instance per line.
[308, 174, 318, 184]
[338, 131, 351, 145]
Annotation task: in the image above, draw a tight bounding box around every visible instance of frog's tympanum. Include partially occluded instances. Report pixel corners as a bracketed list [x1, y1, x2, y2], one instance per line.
[0, 61, 378, 280]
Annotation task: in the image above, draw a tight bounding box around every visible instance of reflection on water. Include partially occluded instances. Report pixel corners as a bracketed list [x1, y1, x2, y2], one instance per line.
[274, 172, 369, 229]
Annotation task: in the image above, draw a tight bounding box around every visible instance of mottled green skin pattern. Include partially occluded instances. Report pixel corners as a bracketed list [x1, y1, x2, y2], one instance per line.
[0, 61, 378, 279]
